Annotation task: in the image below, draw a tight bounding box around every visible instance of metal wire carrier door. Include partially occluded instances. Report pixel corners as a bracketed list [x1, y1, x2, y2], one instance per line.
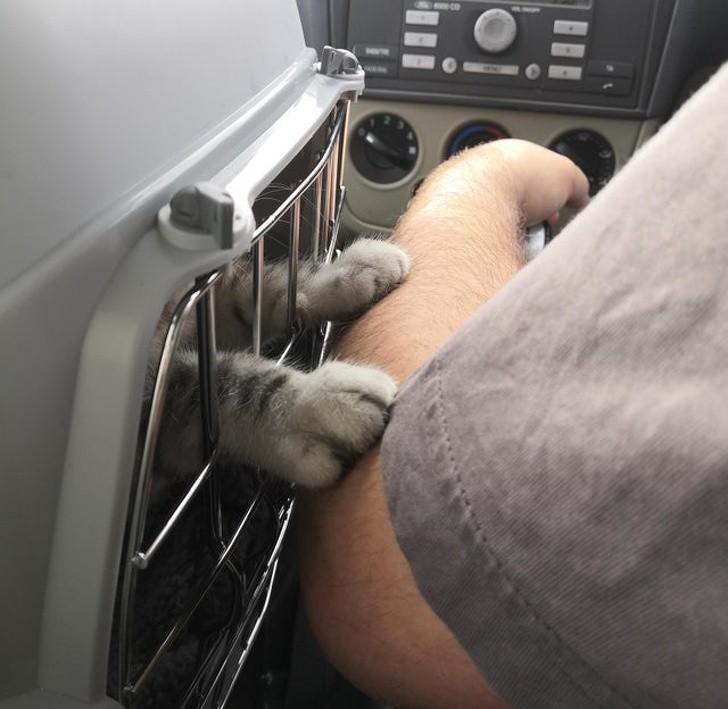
[111, 101, 351, 709]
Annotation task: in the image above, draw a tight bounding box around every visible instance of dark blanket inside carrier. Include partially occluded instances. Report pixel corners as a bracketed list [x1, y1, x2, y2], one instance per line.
[107, 463, 292, 708]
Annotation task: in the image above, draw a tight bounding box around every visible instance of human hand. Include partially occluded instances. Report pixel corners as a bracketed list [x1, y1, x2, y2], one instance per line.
[412, 138, 590, 228]
[384, 138, 588, 343]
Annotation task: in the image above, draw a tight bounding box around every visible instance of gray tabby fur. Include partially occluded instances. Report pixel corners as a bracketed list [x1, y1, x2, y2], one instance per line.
[149, 237, 410, 488]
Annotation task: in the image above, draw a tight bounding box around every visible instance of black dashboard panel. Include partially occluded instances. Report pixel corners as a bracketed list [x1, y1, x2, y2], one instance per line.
[307, 0, 728, 119]
[294, 0, 728, 231]
[345, 0, 669, 116]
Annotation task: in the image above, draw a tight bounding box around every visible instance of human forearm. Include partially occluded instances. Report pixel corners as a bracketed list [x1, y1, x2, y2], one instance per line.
[338, 140, 588, 382]
[338, 205, 522, 384]
[298, 141, 589, 708]
[298, 149, 529, 708]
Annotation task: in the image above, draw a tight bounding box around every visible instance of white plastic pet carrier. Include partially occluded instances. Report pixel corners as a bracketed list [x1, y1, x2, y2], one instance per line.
[0, 1, 363, 707]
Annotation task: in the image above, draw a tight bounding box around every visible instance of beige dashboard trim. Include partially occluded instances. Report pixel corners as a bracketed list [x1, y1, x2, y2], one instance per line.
[343, 98, 659, 234]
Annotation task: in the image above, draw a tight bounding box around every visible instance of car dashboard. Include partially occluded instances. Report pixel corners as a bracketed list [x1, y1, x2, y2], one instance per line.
[299, 0, 727, 233]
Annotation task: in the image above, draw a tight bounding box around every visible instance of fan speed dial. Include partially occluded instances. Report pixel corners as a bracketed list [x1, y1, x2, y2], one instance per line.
[549, 129, 616, 196]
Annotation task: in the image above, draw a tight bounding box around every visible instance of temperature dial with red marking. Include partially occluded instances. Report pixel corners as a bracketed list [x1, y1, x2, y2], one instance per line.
[350, 113, 419, 184]
[446, 122, 510, 157]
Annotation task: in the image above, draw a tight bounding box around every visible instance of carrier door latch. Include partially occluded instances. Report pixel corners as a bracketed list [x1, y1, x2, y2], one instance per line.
[168, 183, 235, 250]
[319, 46, 360, 77]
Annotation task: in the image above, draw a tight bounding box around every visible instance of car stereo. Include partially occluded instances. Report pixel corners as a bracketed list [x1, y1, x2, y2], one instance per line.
[345, 0, 678, 116]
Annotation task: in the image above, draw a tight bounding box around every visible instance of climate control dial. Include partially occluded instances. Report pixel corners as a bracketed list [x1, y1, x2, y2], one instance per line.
[473, 9, 518, 54]
[350, 113, 419, 184]
[549, 129, 616, 196]
[446, 122, 509, 157]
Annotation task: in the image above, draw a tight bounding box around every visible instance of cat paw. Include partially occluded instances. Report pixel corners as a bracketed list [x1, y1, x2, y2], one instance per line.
[283, 361, 397, 488]
[336, 238, 411, 303]
[303, 239, 410, 323]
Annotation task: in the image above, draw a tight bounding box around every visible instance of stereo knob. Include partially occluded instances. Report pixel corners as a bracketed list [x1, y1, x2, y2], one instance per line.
[473, 9, 518, 54]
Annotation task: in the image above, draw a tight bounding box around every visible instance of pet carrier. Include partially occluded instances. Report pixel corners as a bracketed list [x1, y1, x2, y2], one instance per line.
[0, 1, 363, 707]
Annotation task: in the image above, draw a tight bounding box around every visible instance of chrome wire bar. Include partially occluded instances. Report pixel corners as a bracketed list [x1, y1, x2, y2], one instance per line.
[251, 236, 265, 358]
[323, 112, 342, 255]
[312, 173, 323, 259]
[286, 200, 301, 336]
[128, 286, 225, 570]
[326, 184, 347, 264]
[197, 289, 226, 549]
[327, 135, 340, 235]
[131, 456, 216, 570]
[318, 184, 347, 366]
[127, 272, 222, 560]
[197, 289, 220, 459]
[335, 101, 351, 198]
[178, 491, 294, 709]
[250, 106, 346, 247]
[118, 270, 223, 696]
[122, 489, 267, 701]
[320, 159, 332, 256]
[206, 496, 295, 709]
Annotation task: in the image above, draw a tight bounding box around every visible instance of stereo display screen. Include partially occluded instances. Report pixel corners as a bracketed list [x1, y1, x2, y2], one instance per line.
[460, 0, 591, 6]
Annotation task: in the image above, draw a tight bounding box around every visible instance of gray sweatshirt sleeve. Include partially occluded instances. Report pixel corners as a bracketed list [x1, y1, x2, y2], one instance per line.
[380, 64, 728, 709]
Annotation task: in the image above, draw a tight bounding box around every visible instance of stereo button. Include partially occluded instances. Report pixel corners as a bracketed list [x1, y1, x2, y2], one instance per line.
[404, 32, 438, 48]
[442, 56, 458, 74]
[548, 65, 583, 80]
[360, 61, 397, 77]
[587, 60, 634, 79]
[525, 63, 542, 80]
[402, 54, 436, 70]
[406, 10, 440, 26]
[551, 42, 586, 59]
[553, 20, 589, 37]
[353, 44, 397, 60]
[584, 77, 632, 96]
[463, 62, 519, 76]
